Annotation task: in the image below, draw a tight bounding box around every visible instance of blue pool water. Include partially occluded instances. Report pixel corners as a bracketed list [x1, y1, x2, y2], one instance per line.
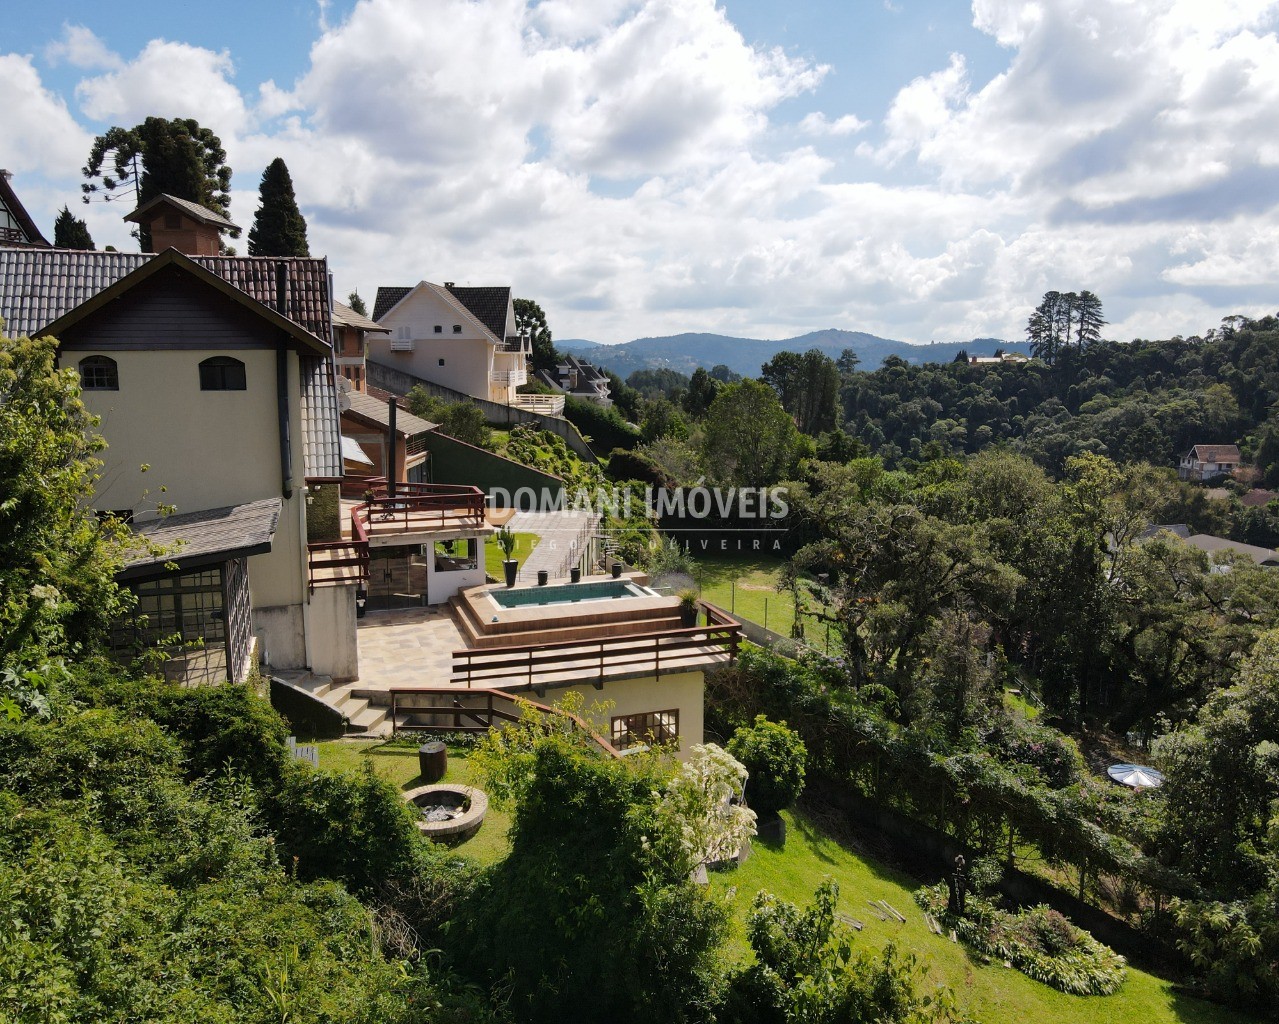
[488, 580, 653, 609]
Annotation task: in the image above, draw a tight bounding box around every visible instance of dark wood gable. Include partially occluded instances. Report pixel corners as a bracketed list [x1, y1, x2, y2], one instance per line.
[58, 263, 282, 352]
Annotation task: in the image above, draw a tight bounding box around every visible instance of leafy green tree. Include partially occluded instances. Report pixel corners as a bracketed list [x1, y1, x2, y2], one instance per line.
[641, 397, 689, 442]
[708, 363, 741, 382]
[701, 379, 800, 486]
[683, 366, 722, 417]
[727, 715, 807, 817]
[513, 297, 557, 372]
[760, 349, 840, 435]
[405, 388, 492, 448]
[0, 336, 129, 667]
[246, 157, 309, 257]
[52, 206, 94, 249]
[346, 290, 367, 316]
[461, 734, 729, 1022]
[82, 116, 234, 250]
[1154, 628, 1279, 895]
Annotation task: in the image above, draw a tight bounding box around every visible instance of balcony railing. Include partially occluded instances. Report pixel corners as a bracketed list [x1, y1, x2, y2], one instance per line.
[350, 478, 487, 540]
[451, 602, 741, 690]
[511, 393, 565, 415]
[491, 368, 528, 387]
[307, 540, 370, 591]
[387, 687, 621, 756]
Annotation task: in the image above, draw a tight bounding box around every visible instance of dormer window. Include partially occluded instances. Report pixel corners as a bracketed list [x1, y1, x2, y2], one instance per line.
[199, 356, 246, 391]
[79, 355, 119, 391]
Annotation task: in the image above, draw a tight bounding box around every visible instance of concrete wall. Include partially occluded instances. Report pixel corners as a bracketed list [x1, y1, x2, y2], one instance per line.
[305, 584, 359, 681]
[367, 360, 599, 463]
[547, 670, 705, 761]
[252, 603, 306, 671]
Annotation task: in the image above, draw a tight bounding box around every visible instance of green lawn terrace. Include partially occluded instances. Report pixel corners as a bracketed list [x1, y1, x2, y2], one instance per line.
[314, 737, 1253, 1024]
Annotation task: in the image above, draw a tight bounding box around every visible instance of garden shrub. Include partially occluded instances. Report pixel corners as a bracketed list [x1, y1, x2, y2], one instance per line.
[914, 884, 1128, 996]
[727, 714, 808, 817]
[723, 881, 970, 1024]
[270, 760, 428, 893]
[564, 395, 642, 453]
[990, 720, 1083, 788]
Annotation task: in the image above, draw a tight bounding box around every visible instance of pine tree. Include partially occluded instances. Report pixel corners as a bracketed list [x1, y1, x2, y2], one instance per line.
[347, 291, 367, 317]
[1074, 290, 1106, 348]
[52, 206, 94, 250]
[247, 158, 310, 257]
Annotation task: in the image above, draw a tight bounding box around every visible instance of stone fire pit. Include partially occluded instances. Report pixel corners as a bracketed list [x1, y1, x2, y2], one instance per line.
[403, 784, 488, 843]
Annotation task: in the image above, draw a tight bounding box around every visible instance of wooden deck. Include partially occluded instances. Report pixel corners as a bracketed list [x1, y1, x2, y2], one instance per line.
[451, 605, 741, 691]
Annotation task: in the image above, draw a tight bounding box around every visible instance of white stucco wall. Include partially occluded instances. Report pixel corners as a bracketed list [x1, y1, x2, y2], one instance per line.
[306, 584, 360, 681]
[368, 288, 497, 400]
[547, 670, 705, 761]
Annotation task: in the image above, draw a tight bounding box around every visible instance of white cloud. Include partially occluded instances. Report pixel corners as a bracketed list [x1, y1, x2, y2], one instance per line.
[44, 24, 122, 70]
[4, 0, 1279, 348]
[76, 40, 250, 135]
[798, 111, 868, 136]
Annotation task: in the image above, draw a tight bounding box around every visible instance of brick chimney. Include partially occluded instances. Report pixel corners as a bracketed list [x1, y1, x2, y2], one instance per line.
[123, 194, 239, 255]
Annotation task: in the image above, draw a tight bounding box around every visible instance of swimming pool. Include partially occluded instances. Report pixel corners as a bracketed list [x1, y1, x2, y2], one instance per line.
[488, 580, 656, 609]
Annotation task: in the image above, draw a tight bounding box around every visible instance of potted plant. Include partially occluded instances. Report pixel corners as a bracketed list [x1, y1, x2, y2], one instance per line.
[611, 562, 624, 579]
[497, 526, 518, 587]
[678, 589, 700, 627]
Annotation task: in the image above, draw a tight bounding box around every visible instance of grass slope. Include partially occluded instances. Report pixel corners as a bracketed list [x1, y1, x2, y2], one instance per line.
[712, 807, 1254, 1024]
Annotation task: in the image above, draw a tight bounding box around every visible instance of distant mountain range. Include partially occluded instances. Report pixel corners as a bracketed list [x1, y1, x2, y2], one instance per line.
[557, 329, 1028, 380]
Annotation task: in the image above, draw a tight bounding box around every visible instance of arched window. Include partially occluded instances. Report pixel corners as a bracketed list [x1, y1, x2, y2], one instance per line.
[199, 356, 247, 391]
[79, 355, 119, 391]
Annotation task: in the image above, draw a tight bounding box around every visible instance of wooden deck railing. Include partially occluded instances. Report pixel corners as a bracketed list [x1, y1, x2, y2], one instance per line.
[349, 480, 486, 539]
[451, 605, 741, 689]
[388, 686, 621, 757]
[306, 539, 370, 590]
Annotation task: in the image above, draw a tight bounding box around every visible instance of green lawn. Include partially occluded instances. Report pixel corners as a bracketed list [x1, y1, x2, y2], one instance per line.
[711, 807, 1254, 1024]
[693, 553, 833, 643]
[483, 531, 539, 580]
[316, 738, 511, 865]
[311, 737, 1249, 1024]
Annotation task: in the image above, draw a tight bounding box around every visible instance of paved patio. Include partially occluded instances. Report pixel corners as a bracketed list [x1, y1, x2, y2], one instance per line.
[355, 606, 465, 690]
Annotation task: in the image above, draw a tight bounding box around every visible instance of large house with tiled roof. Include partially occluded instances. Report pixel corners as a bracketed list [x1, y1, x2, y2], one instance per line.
[0, 202, 363, 686]
[367, 280, 534, 407]
[1179, 444, 1242, 481]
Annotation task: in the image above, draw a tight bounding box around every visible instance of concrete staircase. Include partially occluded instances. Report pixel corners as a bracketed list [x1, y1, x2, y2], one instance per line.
[272, 669, 394, 736]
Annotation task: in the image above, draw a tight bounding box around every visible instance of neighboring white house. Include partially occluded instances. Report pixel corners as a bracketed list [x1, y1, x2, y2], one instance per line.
[369, 281, 532, 407]
[1178, 444, 1242, 481]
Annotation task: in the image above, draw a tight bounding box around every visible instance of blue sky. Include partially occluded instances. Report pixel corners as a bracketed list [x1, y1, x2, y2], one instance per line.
[4, 0, 1279, 346]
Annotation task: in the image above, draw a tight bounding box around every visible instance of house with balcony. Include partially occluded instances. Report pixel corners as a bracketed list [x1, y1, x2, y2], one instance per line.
[332, 299, 387, 392]
[534, 354, 613, 406]
[0, 170, 49, 247]
[0, 198, 366, 685]
[1178, 444, 1242, 481]
[368, 281, 545, 410]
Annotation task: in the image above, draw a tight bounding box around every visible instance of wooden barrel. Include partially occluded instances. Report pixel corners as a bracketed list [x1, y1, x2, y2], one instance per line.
[418, 741, 447, 783]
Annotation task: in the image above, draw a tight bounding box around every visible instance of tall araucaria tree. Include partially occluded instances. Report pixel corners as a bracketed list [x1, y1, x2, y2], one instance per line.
[82, 116, 234, 250]
[247, 158, 310, 257]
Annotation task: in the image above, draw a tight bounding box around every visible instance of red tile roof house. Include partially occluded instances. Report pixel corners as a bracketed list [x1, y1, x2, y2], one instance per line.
[0, 196, 369, 686]
[1178, 444, 1242, 482]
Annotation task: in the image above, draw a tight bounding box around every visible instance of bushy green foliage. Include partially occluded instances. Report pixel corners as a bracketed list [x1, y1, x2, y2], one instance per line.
[563, 395, 642, 453]
[915, 884, 1128, 997]
[457, 736, 728, 1022]
[0, 336, 130, 666]
[702, 379, 800, 487]
[406, 388, 494, 448]
[723, 881, 970, 1024]
[728, 715, 807, 817]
